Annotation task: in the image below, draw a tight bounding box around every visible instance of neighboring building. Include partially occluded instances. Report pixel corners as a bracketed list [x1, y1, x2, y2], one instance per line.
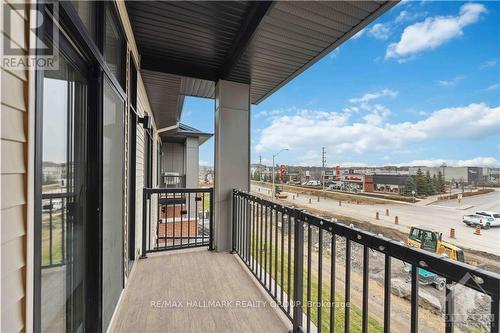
[408, 166, 485, 185]
[160, 123, 212, 188]
[371, 174, 411, 194]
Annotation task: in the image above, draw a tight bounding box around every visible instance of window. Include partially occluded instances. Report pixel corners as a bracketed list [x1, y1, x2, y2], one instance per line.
[71, 1, 96, 41]
[421, 231, 437, 251]
[104, 3, 125, 86]
[409, 228, 420, 241]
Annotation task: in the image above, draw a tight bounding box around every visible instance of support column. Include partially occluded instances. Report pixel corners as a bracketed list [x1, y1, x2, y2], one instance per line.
[184, 137, 199, 188]
[214, 80, 250, 251]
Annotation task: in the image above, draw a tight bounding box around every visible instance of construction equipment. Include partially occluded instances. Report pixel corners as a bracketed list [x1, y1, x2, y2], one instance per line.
[274, 186, 288, 199]
[406, 225, 465, 290]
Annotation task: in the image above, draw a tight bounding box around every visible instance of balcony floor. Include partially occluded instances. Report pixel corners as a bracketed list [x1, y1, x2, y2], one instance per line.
[110, 248, 289, 333]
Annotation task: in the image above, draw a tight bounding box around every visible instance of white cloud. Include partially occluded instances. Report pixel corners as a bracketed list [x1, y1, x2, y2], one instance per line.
[395, 10, 425, 24]
[480, 59, 497, 68]
[254, 103, 500, 156]
[386, 3, 487, 60]
[368, 23, 391, 40]
[486, 83, 500, 91]
[394, 157, 499, 167]
[435, 75, 465, 87]
[349, 89, 398, 104]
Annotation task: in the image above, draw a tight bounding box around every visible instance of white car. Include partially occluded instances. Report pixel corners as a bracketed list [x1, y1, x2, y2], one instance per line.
[474, 211, 500, 228]
[302, 180, 321, 186]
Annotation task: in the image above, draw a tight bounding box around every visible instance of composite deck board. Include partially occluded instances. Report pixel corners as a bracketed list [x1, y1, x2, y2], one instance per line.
[111, 249, 288, 332]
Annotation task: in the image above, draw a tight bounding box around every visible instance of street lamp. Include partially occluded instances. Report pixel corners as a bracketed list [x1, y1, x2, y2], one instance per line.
[272, 148, 289, 199]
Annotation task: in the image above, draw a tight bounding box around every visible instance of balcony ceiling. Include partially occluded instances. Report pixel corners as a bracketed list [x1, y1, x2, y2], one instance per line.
[126, 1, 397, 128]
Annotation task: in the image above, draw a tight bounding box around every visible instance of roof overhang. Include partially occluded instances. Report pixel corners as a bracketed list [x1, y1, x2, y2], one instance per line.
[126, 1, 398, 128]
[160, 123, 213, 146]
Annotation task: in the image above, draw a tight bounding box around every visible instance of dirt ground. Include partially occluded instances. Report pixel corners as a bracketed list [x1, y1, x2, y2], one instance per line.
[252, 192, 497, 332]
[303, 204, 500, 274]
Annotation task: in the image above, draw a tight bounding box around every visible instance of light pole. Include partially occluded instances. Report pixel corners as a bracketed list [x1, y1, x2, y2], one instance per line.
[272, 149, 288, 199]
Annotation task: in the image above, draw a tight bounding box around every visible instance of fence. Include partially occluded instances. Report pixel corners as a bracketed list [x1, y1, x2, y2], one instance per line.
[232, 189, 500, 333]
[142, 187, 213, 255]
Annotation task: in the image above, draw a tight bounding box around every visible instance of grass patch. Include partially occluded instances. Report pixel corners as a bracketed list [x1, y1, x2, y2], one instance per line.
[246, 213, 383, 332]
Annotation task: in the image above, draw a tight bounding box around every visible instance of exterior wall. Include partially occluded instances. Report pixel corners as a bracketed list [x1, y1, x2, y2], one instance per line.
[162, 142, 185, 175]
[1, 2, 31, 332]
[116, 0, 159, 271]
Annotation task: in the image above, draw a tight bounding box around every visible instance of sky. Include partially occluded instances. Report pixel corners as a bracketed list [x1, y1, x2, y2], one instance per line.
[181, 1, 500, 168]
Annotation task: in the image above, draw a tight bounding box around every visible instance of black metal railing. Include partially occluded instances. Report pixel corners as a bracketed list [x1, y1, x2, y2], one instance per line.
[41, 192, 72, 268]
[232, 189, 500, 333]
[141, 188, 213, 256]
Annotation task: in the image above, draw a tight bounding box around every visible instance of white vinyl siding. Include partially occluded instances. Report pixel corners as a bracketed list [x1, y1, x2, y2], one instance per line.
[1, 3, 29, 331]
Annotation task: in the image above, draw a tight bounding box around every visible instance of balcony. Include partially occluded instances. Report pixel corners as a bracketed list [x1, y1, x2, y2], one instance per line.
[109, 249, 289, 333]
[109, 188, 500, 333]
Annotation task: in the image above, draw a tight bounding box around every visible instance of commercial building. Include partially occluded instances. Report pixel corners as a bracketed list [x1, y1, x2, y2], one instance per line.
[369, 174, 411, 194]
[408, 166, 488, 185]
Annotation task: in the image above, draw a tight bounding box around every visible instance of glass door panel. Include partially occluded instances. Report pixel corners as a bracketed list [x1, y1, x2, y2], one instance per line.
[40, 45, 88, 333]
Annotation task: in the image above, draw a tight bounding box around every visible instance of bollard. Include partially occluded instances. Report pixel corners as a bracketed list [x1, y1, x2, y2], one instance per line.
[258, 188, 260, 192]
[450, 228, 456, 238]
[309, 198, 312, 204]
[293, 195, 295, 200]
[375, 212, 379, 220]
[317, 196, 320, 202]
[297, 193, 299, 198]
[394, 216, 399, 225]
[339, 200, 342, 206]
[474, 225, 481, 235]
[386, 208, 389, 216]
[356, 200, 359, 205]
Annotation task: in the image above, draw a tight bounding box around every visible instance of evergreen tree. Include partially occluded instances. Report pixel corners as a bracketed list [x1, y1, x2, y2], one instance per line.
[425, 170, 435, 195]
[415, 168, 427, 196]
[403, 176, 417, 196]
[437, 171, 445, 193]
[432, 174, 438, 194]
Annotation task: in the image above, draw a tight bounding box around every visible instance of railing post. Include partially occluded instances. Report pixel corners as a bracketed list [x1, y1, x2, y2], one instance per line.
[292, 215, 304, 333]
[231, 190, 237, 253]
[140, 189, 149, 259]
[209, 187, 214, 251]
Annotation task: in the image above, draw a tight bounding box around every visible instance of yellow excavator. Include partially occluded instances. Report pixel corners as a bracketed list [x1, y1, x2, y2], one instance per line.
[406, 225, 465, 290]
[407, 225, 465, 262]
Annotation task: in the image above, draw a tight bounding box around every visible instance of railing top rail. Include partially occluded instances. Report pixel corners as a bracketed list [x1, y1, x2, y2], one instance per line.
[233, 189, 500, 298]
[144, 187, 213, 194]
[41, 192, 75, 199]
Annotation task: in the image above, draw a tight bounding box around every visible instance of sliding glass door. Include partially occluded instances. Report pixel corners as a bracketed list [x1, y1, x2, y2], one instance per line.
[39, 35, 89, 333]
[101, 77, 125, 330]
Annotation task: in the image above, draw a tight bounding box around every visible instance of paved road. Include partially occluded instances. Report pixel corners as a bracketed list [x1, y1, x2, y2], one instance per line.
[430, 189, 500, 211]
[251, 185, 500, 255]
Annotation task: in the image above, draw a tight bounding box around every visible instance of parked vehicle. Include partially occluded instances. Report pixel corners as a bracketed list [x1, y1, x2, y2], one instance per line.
[475, 211, 500, 228]
[463, 211, 499, 229]
[327, 181, 343, 191]
[42, 199, 63, 213]
[302, 180, 321, 186]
